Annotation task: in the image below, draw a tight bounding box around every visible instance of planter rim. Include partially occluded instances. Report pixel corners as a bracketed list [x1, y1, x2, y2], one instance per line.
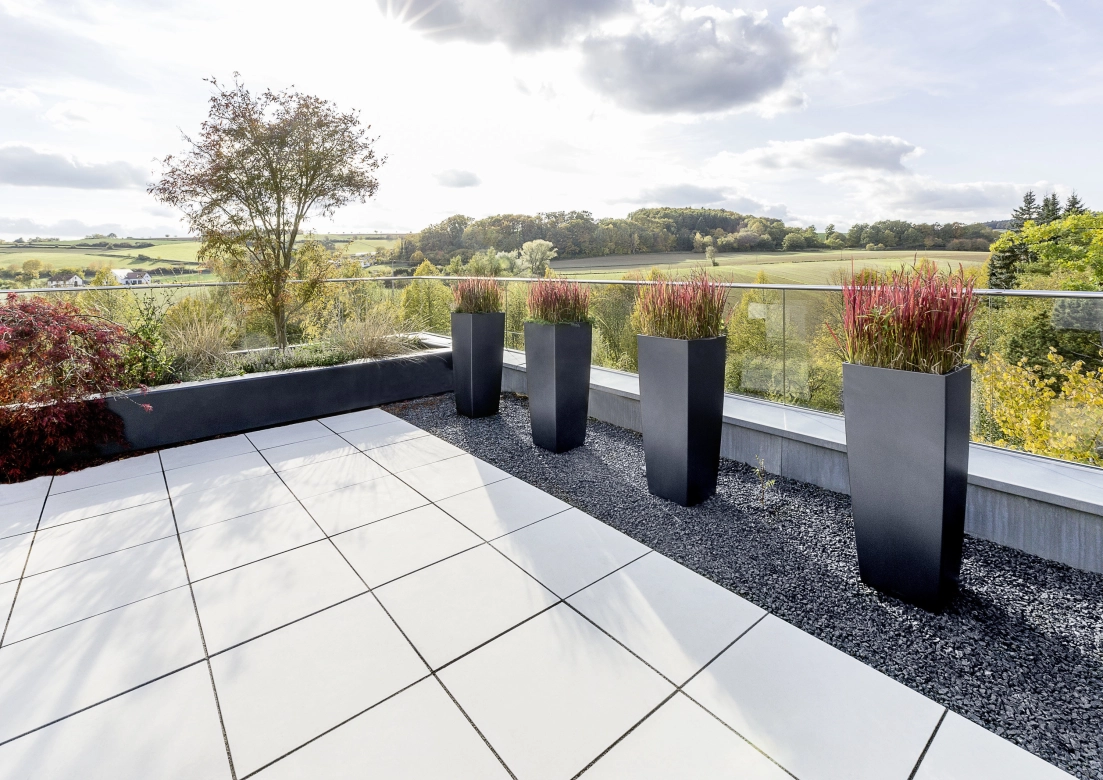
[452, 310, 504, 316]
[637, 333, 726, 343]
[524, 319, 591, 327]
[843, 362, 970, 378]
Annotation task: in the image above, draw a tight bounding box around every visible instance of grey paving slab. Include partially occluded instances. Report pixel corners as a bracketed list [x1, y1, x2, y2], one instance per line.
[0, 533, 32, 584]
[180, 503, 325, 581]
[164, 451, 272, 498]
[913, 712, 1076, 780]
[247, 420, 332, 450]
[396, 454, 512, 501]
[0, 664, 230, 780]
[212, 595, 427, 776]
[375, 544, 558, 669]
[23, 501, 176, 577]
[435, 477, 571, 540]
[259, 434, 358, 472]
[338, 419, 429, 451]
[364, 436, 466, 473]
[439, 603, 674, 780]
[278, 453, 389, 499]
[584, 692, 790, 779]
[0, 587, 204, 744]
[331, 505, 482, 588]
[319, 407, 401, 434]
[50, 453, 161, 495]
[0, 498, 44, 540]
[192, 541, 366, 653]
[491, 508, 650, 598]
[684, 615, 944, 780]
[255, 677, 511, 780]
[569, 552, 766, 684]
[171, 473, 297, 533]
[160, 434, 255, 471]
[39, 472, 167, 528]
[4, 536, 188, 643]
[298, 475, 429, 536]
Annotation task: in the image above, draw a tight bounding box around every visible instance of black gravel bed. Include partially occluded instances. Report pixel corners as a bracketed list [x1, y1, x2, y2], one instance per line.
[386, 393, 1103, 780]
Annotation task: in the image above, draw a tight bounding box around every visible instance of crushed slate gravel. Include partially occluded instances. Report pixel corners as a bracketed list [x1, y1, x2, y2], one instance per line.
[387, 392, 1103, 780]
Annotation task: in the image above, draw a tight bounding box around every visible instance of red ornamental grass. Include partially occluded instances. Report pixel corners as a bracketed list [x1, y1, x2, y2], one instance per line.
[453, 277, 503, 314]
[527, 280, 590, 324]
[0, 293, 139, 481]
[831, 265, 979, 375]
[636, 272, 727, 340]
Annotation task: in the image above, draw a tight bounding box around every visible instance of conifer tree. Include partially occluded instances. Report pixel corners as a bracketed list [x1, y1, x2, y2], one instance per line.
[1063, 191, 1088, 217]
[1038, 192, 1062, 224]
[1009, 191, 1039, 230]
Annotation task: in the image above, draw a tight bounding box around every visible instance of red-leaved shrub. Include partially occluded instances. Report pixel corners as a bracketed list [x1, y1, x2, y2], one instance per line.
[0, 294, 142, 481]
[453, 278, 503, 314]
[635, 272, 727, 340]
[527, 280, 590, 324]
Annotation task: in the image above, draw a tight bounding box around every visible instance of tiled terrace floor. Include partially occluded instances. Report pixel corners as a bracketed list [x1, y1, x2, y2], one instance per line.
[0, 409, 1075, 779]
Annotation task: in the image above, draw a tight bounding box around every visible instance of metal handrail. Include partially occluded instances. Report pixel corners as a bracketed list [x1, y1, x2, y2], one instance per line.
[3, 275, 1102, 299]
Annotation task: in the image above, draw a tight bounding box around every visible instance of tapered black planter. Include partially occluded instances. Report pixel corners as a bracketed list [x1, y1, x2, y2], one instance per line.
[452, 312, 505, 418]
[843, 363, 971, 609]
[637, 335, 727, 506]
[524, 322, 592, 453]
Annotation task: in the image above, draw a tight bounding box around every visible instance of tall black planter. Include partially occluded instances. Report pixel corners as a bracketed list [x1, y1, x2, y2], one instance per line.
[637, 335, 727, 506]
[452, 312, 505, 418]
[524, 322, 592, 453]
[843, 363, 971, 609]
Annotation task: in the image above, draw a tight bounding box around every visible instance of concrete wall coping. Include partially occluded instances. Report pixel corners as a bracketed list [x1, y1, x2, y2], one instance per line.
[503, 348, 1103, 518]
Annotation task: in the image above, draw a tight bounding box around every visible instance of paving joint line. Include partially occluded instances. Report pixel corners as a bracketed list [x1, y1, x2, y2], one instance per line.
[907, 708, 948, 780]
[0, 477, 52, 649]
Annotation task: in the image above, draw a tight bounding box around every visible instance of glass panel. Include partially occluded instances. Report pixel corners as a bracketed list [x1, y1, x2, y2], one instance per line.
[781, 288, 844, 414]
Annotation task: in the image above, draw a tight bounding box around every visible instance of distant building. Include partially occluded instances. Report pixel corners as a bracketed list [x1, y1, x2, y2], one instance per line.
[113, 270, 152, 286]
[47, 274, 84, 288]
[110, 269, 130, 284]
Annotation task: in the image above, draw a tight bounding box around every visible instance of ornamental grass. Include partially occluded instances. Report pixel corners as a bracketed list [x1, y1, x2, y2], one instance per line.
[526, 280, 590, 324]
[453, 278, 503, 314]
[831, 265, 979, 375]
[635, 272, 727, 340]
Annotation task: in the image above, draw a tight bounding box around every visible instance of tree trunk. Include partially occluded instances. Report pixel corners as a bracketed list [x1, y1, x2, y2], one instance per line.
[274, 304, 289, 351]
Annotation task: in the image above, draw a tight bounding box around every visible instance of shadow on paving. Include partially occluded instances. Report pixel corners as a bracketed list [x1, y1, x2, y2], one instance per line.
[387, 392, 1103, 780]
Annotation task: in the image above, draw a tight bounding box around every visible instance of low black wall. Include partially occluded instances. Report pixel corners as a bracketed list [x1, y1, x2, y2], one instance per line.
[107, 348, 453, 451]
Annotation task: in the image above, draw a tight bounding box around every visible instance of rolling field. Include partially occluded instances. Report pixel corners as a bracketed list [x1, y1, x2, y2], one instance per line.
[551, 249, 990, 285]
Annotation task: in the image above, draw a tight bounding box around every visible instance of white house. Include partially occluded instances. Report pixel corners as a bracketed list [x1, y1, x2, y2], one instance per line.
[113, 269, 152, 285]
[47, 274, 84, 288]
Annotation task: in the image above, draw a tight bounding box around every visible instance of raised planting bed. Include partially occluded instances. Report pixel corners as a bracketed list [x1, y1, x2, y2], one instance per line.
[387, 392, 1103, 780]
[107, 348, 452, 452]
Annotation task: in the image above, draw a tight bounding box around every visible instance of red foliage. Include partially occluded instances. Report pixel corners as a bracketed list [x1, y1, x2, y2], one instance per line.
[0, 294, 138, 481]
[527, 280, 590, 324]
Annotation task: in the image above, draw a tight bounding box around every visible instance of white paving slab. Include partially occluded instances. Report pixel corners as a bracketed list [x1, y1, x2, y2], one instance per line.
[192, 541, 366, 653]
[164, 451, 272, 498]
[50, 453, 162, 495]
[0, 580, 16, 626]
[299, 475, 429, 536]
[171, 473, 297, 532]
[913, 712, 1076, 780]
[319, 407, 401, 434]
[0, 533, 32, 584]
[0, 587, 204, 744]
[0, 476, 51, 508]
[23, 501, 176, 577]
[338, 419, 429, 451]
[364, 436, 466, 473]
[212, 595, 427, 776]
[246, 420, 332, 450]
[331, 505, 482, 588]
[256, 677, 511, 780]
[278, 454, 389, 499]
[0, 498, 45, 540]
[492, 509, 649, 598]
[39, 472, 167, 528]
[180, 503, 325, 581]
[439, 603, 674, 780]
[5, 536, 188, 643]
[375, 544, 559, 669]
[584, 692, 791, 779]
[569, 552, 766, 684]
[684, 615, 944, 780]
[260, 434, 359, 472]
[159, 435, 255, 471]
[396, 454, 511, 501]
[435, 477, 571, 540]
[0, 664, 230, 780]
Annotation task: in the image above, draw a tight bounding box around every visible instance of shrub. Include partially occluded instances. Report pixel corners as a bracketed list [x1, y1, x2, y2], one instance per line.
[526, 280, 590, 324]
[635, 272, 727, 340]
[326, 305, 418, 360]
[0, 294, 142, 480]
[831, 265, 978, 374]
[453, 278, 502, 314]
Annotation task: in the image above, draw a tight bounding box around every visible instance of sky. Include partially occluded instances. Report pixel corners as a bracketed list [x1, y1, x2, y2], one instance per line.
[0, 0, 1100, 239]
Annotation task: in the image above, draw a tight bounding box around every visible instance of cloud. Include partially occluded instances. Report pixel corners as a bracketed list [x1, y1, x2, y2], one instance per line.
[580, 4, 838, 114]
[380, 0, 630, 51]
[0, 88, 40, 108]
[0, 217, 177, 240]
[840, 173, 1024, 214]
[0, 146, 148, 189]
[0, 7, 125, 85]
[628, 183, 729, 205]
[729, 133, 920, 172]
[435, 169, 482, 187]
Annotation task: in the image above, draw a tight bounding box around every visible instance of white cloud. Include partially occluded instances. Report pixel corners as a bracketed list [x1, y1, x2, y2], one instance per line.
[0, 88, 40, 107]
[722, 133, 920, 172]
[626, 183, 729, 205]
[0, 146, 148, 189]
[435, 169, 482, 187]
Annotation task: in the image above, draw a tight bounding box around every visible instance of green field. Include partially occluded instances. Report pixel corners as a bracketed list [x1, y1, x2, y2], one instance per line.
[551, 249, 990, 284]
